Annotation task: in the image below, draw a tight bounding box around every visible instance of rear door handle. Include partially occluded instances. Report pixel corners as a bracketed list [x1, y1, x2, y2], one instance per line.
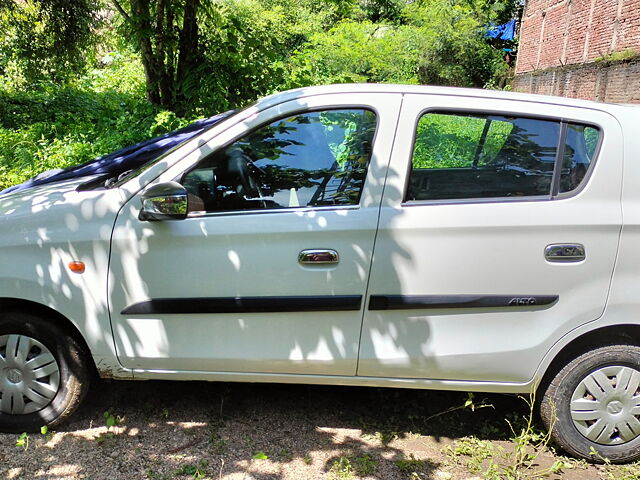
[298, 249, 339, 265]
[544, 244, 585, 262]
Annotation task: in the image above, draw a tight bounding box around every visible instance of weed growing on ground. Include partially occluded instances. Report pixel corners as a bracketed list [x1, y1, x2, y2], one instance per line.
[104, 410, 123, 428]
[328, 452, 378, 478]
[395, 453, 426, 475]
[252, 451, 268, 460]
[602, 463, 640, 480]
[444, 436, 494, 473]
[330, 455, 354, 479]
[353, 454, 377, 476]
[207, 417, 227, 454]
[589, 448, 640, 480]
[278, 447, 293, 461]
[175, 460, 208, 479]
[96, 410, 125, 444]
[209, 436, 227, 454]
[362, 430, 398, 445]
[444, 394, 575, 480]
[15, 432, 28, 451]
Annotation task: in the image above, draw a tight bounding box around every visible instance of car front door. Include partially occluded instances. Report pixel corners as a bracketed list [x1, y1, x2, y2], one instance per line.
[357, 93, 623, 385]
[109, 93, 402, 376]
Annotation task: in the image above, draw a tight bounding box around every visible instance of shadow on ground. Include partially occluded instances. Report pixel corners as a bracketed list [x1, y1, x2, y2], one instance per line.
[0, 379, 583, 480]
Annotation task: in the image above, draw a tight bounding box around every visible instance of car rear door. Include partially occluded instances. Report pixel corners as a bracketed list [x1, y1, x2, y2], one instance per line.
[357, 93, 623, 384]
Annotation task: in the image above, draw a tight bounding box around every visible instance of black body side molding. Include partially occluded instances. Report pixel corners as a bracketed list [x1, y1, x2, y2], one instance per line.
[122, 295, 363, 315]
[368, 294, 559, 311]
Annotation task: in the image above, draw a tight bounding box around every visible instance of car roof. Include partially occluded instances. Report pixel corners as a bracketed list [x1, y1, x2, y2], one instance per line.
[253, 83, 632, 116]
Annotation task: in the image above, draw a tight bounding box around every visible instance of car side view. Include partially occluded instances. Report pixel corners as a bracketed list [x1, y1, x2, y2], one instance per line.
[0, 84, 639, 463]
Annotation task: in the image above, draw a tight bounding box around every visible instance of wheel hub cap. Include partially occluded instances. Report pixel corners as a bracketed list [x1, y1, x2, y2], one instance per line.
[570, 365, 640, 445]
[0, 334, 60, 415]
[6, 368, 23, 384]
[607, 400, 624, 415]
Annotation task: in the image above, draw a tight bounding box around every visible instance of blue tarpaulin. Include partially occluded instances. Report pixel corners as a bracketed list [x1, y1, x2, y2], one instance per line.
[1, 111, 233, 196]
[485, 19, 517, 41]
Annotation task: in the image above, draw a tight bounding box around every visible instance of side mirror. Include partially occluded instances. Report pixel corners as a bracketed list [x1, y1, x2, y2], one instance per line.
[139, 181, 189, 221]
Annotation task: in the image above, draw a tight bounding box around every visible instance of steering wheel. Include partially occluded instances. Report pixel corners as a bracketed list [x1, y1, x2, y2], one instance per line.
[227, 150, 264, 205]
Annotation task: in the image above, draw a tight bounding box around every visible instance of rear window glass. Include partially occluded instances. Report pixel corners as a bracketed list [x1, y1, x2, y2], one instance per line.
[406, 112, 599, 202]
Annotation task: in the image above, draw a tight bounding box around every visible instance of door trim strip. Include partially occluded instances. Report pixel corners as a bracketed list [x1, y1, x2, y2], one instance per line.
[122, 295, 363, 315]
[368, 294, 559, 311]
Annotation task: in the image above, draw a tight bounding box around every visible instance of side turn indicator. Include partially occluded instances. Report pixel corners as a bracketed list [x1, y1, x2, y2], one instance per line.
[68, 261, 86, 274]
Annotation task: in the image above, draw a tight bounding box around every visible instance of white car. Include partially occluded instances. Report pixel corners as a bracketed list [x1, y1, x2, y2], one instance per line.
[1, 84, 639, 463]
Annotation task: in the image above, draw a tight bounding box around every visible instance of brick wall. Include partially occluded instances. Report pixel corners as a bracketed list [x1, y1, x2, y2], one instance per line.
[514, 0, 640, 102]
[513, 58, 640, 103]
[516, 0, 640, 73]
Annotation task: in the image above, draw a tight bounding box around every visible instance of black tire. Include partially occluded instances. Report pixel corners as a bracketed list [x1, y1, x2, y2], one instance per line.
[540, 344, 640, 463]
[0, 310, 91, 433]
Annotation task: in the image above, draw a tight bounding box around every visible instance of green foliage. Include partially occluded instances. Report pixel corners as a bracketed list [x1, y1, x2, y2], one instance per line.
[0, 0, 101, 86]
[328, 453, 377, 478]
[0, 0, 519, 190]
[395, 453, 427, 475]
[405, 0, 505, 87]
[329, 456, 353, 479]
[104, 410, 123, 428]
[284, 0, 510, 89]
[187, 0, 332, 114]
[175, 460, 208, 479]
[412, 113, 513, 169]
[0, 53, 191, 191]
[594, 48, 638, 64]
[353, 454, 377, 476]
[284, 20, 426, 87]
[15, 432, 29, 451]
[443, 394, 575, 480]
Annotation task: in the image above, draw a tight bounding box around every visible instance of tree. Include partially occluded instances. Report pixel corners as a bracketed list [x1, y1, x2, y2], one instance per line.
[284, 0, 519, 90]
[111, 0, 201, 114]
[0, 0, 100, 84]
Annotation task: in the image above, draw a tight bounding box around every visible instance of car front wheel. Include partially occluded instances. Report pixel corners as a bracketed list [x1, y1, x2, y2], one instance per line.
[0, 311, 91, 433]
[540, 344, 640, 463]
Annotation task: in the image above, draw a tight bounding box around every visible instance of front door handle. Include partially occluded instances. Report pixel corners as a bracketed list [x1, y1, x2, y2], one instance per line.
[545, 244, 585, 262]
[298, 249, 339, 265]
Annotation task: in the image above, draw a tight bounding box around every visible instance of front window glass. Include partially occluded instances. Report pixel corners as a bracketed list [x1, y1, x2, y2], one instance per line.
[182, 109, 377, 213]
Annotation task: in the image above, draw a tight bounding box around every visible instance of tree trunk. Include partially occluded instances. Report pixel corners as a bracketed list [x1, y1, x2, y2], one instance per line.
[175, 0, 200, 115]
[155, 0, 174, 107]
[131, 0, 161, 105]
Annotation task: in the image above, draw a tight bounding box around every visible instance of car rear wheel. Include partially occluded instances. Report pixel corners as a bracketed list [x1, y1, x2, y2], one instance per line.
[540, 345, 640, 463]
[0, 311, 91, 433]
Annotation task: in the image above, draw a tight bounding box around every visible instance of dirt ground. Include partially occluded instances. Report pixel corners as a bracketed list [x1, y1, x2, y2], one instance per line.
[0, 379, 638, 480]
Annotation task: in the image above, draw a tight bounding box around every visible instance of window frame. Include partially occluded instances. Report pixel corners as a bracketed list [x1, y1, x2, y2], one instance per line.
[401, 107, 603, 206]
[178, 106, 381, 218]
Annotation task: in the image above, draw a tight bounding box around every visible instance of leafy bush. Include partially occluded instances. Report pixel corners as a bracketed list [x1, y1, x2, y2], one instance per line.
[284, 0, 507, 89]
[0, 54, 194, 191]
[284, 20, 426, 87]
